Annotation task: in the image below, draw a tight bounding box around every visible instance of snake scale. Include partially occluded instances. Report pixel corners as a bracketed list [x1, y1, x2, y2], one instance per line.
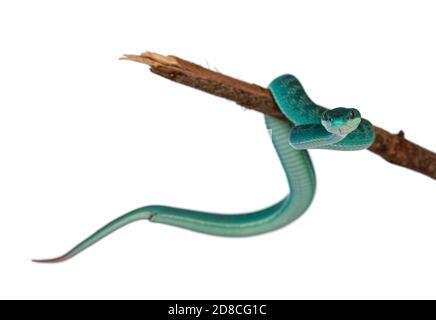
[34, 74, 375, 263]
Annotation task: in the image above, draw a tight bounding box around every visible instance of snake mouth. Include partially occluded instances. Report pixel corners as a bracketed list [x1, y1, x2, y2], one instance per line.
[326, 127, 346, 136]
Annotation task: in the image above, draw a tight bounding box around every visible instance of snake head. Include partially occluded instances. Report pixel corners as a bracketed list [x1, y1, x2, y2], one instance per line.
[321, 107, 361, 137]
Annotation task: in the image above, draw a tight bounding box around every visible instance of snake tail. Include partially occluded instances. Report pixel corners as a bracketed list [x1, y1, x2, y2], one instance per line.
[32, 208, 153, 263]
[33, 116, 316, 263]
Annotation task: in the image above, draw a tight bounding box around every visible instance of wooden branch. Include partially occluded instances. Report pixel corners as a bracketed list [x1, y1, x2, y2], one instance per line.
[121, 52, 436, 180]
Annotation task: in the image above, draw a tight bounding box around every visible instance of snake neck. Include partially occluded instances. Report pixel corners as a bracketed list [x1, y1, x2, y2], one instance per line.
[323, 132, 346, 146]
[288, 124, 346, 150]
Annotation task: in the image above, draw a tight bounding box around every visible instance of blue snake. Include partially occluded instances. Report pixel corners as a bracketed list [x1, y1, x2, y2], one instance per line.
[34, 74, 375, 263]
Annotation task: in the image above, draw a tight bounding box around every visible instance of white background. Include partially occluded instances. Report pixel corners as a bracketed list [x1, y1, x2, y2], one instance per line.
[0, 0, 435, 300]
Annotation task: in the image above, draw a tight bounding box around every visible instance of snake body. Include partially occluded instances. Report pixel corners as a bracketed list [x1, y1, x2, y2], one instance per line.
[34, 74, 375, 263]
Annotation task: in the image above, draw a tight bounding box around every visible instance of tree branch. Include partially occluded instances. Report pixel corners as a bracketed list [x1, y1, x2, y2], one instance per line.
[121, 52, 436, 180]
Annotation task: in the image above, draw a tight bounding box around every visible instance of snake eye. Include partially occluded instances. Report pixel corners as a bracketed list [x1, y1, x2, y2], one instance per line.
[350, 110, 355, 119]
[322, 113, 328, 121]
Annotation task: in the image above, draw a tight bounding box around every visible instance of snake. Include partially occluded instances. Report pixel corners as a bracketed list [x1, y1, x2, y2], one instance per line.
[33, 74, 375, 263]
